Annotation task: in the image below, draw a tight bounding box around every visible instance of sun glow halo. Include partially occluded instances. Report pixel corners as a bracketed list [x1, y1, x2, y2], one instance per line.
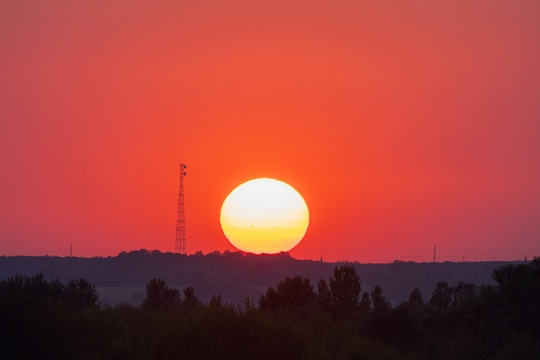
[220, 178, 309, 254]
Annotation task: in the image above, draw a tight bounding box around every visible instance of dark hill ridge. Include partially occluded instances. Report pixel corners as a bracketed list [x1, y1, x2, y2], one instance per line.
[0, 250, 525, 306]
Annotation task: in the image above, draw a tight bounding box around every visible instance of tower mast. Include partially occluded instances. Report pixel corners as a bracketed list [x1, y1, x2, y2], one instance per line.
[175, 163, 187, 254]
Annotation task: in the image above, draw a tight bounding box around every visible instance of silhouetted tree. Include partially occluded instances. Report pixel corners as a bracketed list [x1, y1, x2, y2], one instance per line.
[531, 256, 540, 273]
[142, 278, 181, 311]
[183, 286, 200, 308]
[408, 287, 424, 308]
[360, 291, 372, 313]
[429, 281, 452, 311]
[0, 273, 101, 358]
[316, 278, 332, 313]
[451, 282, 477, 307]
[1, 272, 64, 301]
[371, 285, 390, 313]
[259, 276, 315, 314]
[209, 294, 223, 307]
[329, 265, 361, 316]
[491, 258, 540, 336]
[259, 286, 279, 314]
[63, 278, 99, 310]
[493, 260, 540, 304]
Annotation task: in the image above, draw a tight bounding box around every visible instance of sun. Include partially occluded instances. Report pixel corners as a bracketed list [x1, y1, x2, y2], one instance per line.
[220, 178, 309, 254]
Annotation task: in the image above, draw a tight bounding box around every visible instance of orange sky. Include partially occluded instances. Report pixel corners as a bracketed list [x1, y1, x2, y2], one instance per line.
[1, 1, 539, 262]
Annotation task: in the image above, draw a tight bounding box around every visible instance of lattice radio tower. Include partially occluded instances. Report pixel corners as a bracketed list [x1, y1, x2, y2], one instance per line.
[175, 163, 187, 254]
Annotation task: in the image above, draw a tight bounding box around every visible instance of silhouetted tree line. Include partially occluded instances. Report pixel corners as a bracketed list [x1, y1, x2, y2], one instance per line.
[1, 250, 517, 305]
[1, 258, 539, 359]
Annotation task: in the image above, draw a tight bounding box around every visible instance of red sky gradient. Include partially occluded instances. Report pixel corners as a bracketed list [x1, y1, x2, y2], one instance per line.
[1, 1, 539, 262]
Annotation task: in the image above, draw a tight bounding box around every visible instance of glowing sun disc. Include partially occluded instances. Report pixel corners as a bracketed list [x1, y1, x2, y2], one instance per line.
[220, 178, 309, 254]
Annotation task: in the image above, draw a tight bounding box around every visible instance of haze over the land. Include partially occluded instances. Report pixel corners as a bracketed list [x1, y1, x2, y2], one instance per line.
[1, 1, 539, 262]
[0, 250, 524, 306]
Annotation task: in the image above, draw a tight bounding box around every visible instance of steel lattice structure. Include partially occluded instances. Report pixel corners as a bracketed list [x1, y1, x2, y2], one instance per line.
[175, 163, 187, 254]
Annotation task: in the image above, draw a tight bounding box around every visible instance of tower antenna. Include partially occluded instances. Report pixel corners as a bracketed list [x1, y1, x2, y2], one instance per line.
[433, 244, 436, 263]
[175, 163, 187, 254]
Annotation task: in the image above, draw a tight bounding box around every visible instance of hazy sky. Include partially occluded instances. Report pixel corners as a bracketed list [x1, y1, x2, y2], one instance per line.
[1, 1, 539, 262]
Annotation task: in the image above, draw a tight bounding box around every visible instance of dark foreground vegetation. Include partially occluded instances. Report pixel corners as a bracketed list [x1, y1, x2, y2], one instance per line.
[1, 258, 539, 359]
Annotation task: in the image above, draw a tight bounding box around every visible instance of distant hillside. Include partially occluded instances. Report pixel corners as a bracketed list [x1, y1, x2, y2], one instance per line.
[0, 250, 525, 306]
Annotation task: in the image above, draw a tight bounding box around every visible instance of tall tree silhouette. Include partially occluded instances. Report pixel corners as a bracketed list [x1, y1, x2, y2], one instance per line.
[316, 278, 332, 313]
[407, 287, 424, 308]
[329, 265, 361, 316]
[429, 281, 452, 311]
[64, 278, 98, 310]
[259, 276, 315, 314]
[371, 285, 389, 313]
[183, 286, 200, 308]
[142, 278, 181, 311]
